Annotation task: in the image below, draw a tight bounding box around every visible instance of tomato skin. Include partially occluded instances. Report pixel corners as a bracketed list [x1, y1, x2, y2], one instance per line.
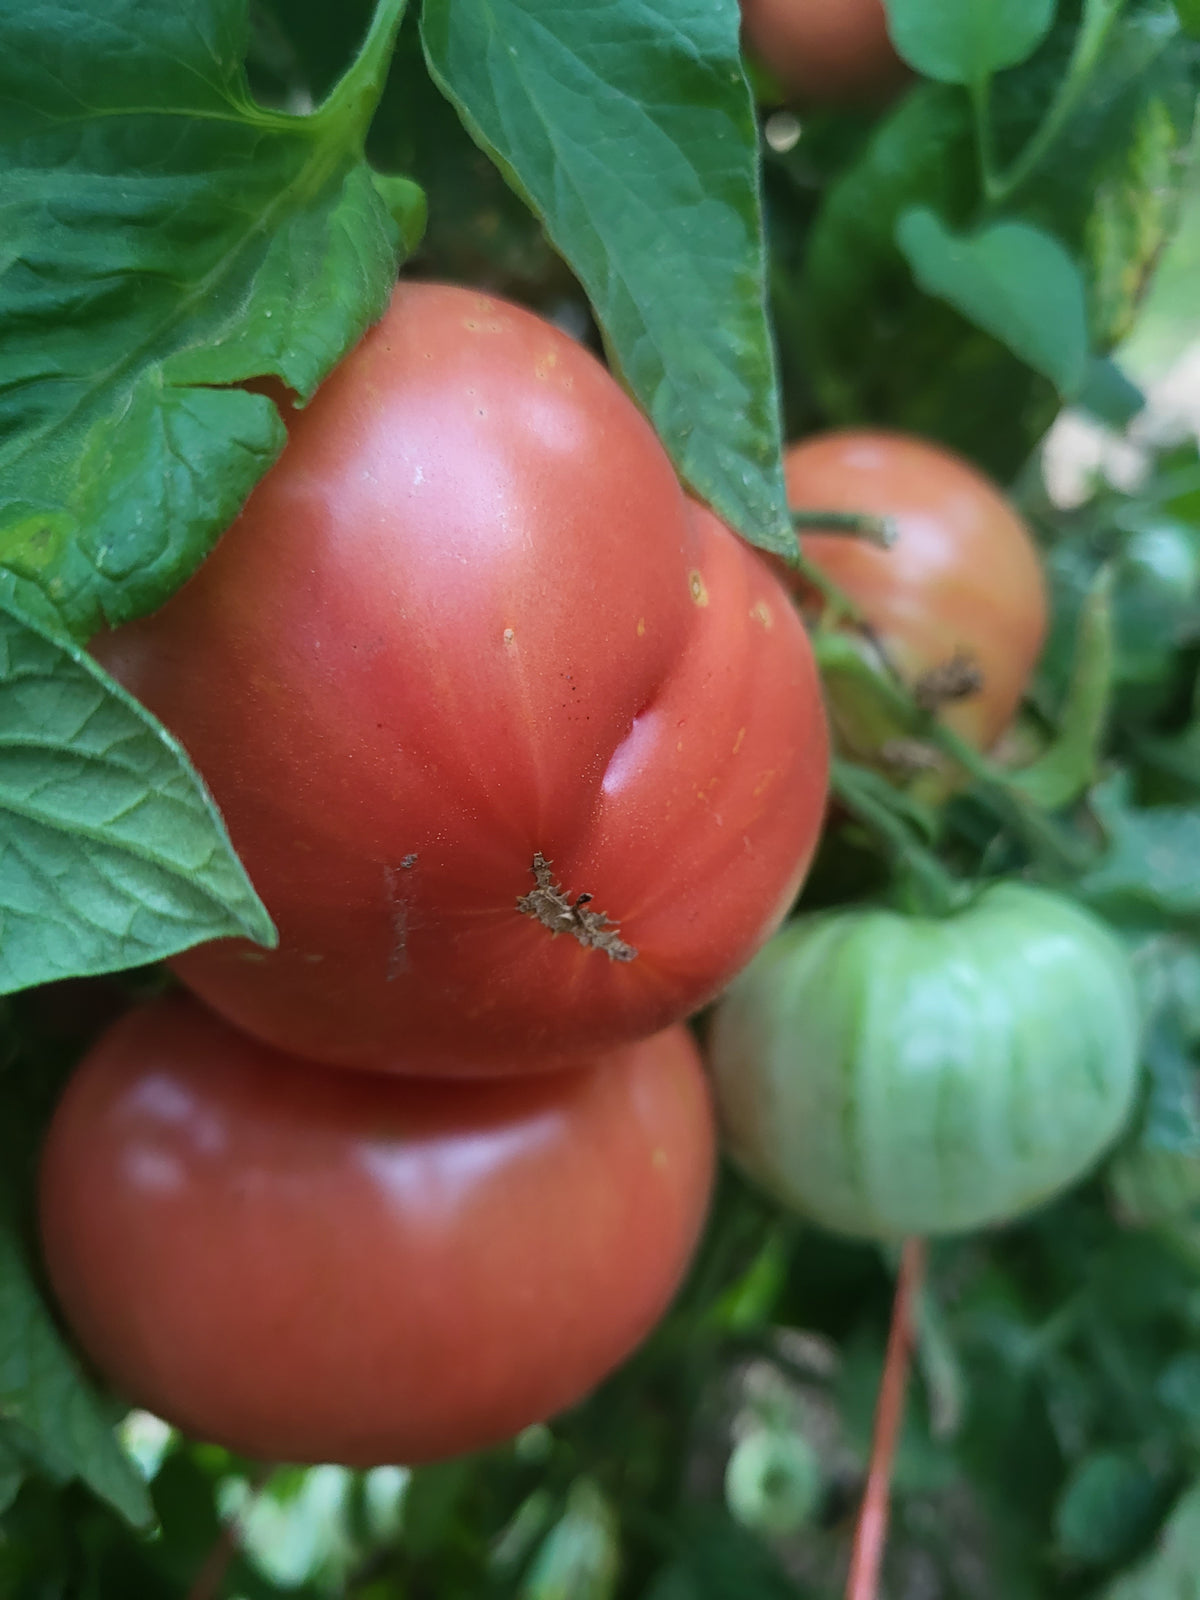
[707, 884, 1140, 1242]
[740, 0, 906, 105]
[93, 284, 828, 1075]
[785, 430, 1048, 757]
[38, 995, 714, 1467]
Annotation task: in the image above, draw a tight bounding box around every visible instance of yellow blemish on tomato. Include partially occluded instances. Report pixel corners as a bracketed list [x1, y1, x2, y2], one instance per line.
[751, 599, 773, 629]
[503, 627, 516, 646]
[753, 770, 777, 798]
[676, 740, 684, 753]
[636, 617, 646, 637]
[689, 570, 709, 606]
[651, 1148, 668, 1170]
[534, 350, 559, 380]
[733, 727, 746, 754]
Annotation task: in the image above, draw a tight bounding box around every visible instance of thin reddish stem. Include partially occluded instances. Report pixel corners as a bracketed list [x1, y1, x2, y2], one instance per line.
[185, 1466, 272, 1600]
[846, 1237, 927, 1600]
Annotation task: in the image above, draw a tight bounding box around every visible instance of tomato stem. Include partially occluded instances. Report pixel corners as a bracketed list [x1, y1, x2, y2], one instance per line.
[186, 1467, 272, 1600]
[791, 510, 898, 550]
[845, 1237, 927, 1600]
[830, 760, 967, 918]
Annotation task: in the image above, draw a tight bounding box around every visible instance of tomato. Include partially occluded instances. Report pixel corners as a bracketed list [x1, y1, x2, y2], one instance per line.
[93, 284, 828, 1075]
[38, 994, 715, 1467]
[784, 430, 1048, 766]
[740, 0, 906, 105]
[707, 883, 1140, 1241]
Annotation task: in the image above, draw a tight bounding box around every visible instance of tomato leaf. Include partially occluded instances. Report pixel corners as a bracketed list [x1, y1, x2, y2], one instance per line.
[522, 1480, 620, 1600]
[1010, 566, 1113, 810]
[0, 1438, 23, 1517]
[1081, 775, 1200, 921]
[896, 209, 1091, 397]
[885, 0, 1058, 84]
[1099, 1479, 1200, 1598]
[0, 0, 413, 640]
[420, 0, 792, 558]
[0, 1220, 151, 1529]
[0, 602, 276, 996]
[641, 1510, 800, 1599]
[1139, 1005, 1200, 1157]
[1054, 1451, 1162, 1566]
[1079, 359, 1146, 427]
[1175, 0, 1200, 37]
[795, 83, 1057, 478]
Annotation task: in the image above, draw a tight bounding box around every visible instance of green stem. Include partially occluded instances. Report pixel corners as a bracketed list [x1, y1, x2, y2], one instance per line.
[813, 634, 1094, 878]
[970, 77, 1000, 201]
[930, 722, 1095, 875]
[794, 558, 868, 627]
[313, 0, 409, 136]
[831, 760, 966, 917]
[985, 0, 1128, 207]
[792, 511, 899, 549]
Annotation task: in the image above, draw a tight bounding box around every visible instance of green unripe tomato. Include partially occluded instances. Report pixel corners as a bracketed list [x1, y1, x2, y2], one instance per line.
[708, 884, 1141, 1241]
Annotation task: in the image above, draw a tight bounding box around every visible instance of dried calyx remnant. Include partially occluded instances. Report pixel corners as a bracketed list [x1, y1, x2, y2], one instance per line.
[913, 651, 984, 710]
[517, 854, 638, 962]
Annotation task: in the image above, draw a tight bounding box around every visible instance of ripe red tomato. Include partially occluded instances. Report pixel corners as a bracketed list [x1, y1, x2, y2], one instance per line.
[94, 284, 828, 1075]
[740, 0, 906, 104]
[784, 430, 1048, 758]
[39, 995, 715, 1467]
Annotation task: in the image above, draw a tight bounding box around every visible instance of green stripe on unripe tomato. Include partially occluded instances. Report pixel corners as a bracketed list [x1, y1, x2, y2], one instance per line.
[708, 884, 1141, 1241]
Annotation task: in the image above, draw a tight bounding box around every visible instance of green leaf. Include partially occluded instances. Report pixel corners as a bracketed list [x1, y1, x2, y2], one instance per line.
[0, 1436, 24, 1516]
[896, 208, 1090, 396]
[0, 601, 275, 995]
[520, 1480, 620, 1600]
[1010, 566, 1113, 809]
[1054, 1451, 1161, 1565]
[1174, 0, 1200, 38]
[400, 1458, 476, 1558]
[641, 1511, 798, 1600]
[421, 0, 791, 557]
[0, 0, 412, 640]
[1080, 774, 1200, 921]
[1100, 1479, 1200, 1598]
[794, 83, 1056, 478]
[1140, 1005, 1200, 1156]
[886, 0, 1057, 84]
[1079, 358, 1146, 427]
[1086, 93, 1195, 349]
[0, 1218, 151, 1528]
[370, 173, 428, 257]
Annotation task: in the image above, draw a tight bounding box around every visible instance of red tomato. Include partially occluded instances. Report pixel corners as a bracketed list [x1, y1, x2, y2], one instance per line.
[740, 0, 906, 104]
[94, 284, 828, 1075]
[784, 430, 1048, 757]
[39, 995, 715, 1467]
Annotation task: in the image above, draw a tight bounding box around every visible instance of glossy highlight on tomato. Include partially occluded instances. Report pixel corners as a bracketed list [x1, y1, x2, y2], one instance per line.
[38, 995, 715, 1467]
[740, 0, 906, 104]
[785, 430, 1048, 758]
[93, 284, 829, 1075]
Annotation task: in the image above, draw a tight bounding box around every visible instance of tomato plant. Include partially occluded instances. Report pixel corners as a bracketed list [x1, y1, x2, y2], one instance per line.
[93, 283, 829, 1076]
[707, 883, 1141, 1240]
[38, 994, 715, 1467]
[785, 430, 1049, 767]
[739, 0, 905, 104]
